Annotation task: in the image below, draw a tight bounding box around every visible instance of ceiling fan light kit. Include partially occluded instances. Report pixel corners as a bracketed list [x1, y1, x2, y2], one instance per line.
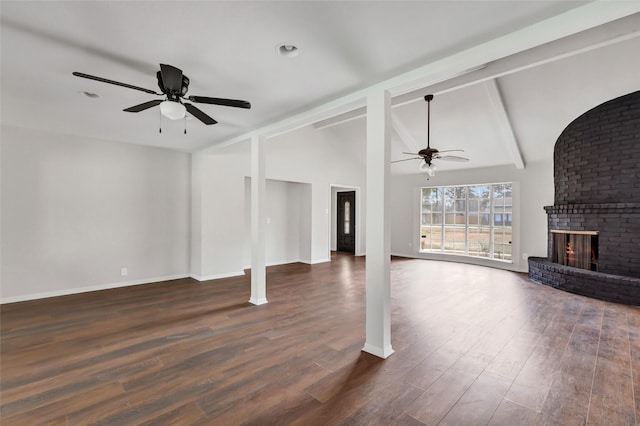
[72, 63, 251, 130]
[419, 161, 436, 176]
[159, 101, 186, 120]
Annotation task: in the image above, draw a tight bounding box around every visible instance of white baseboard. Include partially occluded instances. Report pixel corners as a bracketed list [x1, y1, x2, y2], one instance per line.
[243, 258, 328, 268]
[243, 260, 294, 270]
[300, 258, 331, 265]
[1, 273, 190, 304]
[190, 271, 245, 282]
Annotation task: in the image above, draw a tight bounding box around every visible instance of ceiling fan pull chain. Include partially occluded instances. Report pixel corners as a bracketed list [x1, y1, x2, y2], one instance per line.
[184, 115, 187, 135]
[159, 109, 162, 134]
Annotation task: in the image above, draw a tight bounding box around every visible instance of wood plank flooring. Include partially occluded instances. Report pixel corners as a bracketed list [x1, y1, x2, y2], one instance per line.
[2, 253, 639, 425]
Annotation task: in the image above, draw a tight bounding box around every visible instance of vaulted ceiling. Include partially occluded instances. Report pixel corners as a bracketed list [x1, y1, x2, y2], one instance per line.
[2, 1, 639, 174]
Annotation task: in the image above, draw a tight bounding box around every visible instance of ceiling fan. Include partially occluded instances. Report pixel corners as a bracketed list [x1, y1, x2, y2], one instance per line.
[392, 94, 468, 176]
[73, 64, 251, 127]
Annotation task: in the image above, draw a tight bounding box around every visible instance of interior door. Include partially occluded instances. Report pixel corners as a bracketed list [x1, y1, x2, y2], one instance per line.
[336, 191, 356, 253]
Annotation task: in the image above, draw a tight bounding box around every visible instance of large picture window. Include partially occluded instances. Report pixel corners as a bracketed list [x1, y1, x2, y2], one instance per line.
[420, 183, 512, 261]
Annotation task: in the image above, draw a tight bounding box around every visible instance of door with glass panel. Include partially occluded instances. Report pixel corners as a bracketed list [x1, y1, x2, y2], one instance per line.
[337, 191, 356, 253]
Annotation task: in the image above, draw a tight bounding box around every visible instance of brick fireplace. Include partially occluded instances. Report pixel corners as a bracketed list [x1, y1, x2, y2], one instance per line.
[528, 91, 640, 305]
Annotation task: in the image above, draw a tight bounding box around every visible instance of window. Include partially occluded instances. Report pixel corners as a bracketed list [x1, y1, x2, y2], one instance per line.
[420, 183, 512, 261]
[344, 200, 350, 235]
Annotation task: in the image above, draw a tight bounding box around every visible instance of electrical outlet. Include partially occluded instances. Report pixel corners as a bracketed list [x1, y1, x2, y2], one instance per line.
[522, 253, 528, 260]
[121, 267, 128, 276]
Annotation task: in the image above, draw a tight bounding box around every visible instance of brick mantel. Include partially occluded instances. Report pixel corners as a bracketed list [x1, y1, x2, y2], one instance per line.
[544, 203, 640, 215]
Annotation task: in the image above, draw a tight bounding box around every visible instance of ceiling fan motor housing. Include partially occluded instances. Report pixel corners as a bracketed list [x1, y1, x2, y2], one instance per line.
[418, 147, 438, 157]
[156, 71, 190, 99]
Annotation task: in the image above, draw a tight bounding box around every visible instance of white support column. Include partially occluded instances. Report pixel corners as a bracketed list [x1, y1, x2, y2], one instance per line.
[363, 90, 394, 359]
[249, 134, 268, 305]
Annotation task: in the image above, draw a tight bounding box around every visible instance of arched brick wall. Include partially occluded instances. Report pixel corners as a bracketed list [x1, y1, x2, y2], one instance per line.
[529, 91, 640, 305]
[554, 90, 640, 205]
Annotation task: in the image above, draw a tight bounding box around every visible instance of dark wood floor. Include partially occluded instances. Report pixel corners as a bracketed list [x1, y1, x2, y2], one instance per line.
[2, 253, 639, 425]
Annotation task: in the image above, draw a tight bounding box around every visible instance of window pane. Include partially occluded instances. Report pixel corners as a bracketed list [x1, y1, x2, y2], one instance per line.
[494, 231, 503, 245]
[503, 244, 512, 260]
[505, 213, 512, 227]
[344, 201, 350, 234]
[493, 184, 504, 199]
[471, 185, 490, 199]
[445, 213, 457, 224]
[444, 226, 456, 240]
[430, 227, 442, 250]
[503, 183, 512, 198]
[445, 200, 455, 212]
[445, 187, 456, 199]
[477, 227, 490, 257]
[494, 244, 509, 260]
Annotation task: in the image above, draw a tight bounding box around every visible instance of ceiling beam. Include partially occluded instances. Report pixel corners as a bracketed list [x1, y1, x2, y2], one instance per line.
[392, 13, 640, 107]
[391, 115, 421, 157]
[484, 79, 525, 169]
[199, 2, 640, 153]
[306, 13, 640, 132]
[312, 105, 422, 155]
[313, 107, 366, 130]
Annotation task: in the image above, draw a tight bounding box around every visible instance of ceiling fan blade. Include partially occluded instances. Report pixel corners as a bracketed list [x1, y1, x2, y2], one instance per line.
[123, 99, 163, 113]
[73, 72, 161, 95]
[437, 155, 469, 162]
[160, 64, 183, 94]
[437, 149, 465, 153]
[391, 157, 422, 163]
[188, 96, 251, 109]
[184, 103, 218, 125]
[402, 152, 420, 156]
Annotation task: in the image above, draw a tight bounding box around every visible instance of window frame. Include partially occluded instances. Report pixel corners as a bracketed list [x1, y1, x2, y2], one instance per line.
[419, 182, 513, 263]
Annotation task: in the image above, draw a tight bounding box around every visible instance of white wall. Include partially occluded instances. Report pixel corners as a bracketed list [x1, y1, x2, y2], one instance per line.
[1, 126, 191, 302]
[242, 178, 312, 267]
[390, 159, 554, 272]
[192, 124, 367, 279]
[191, 142, 250, 280]
[2, 120, 553, 302]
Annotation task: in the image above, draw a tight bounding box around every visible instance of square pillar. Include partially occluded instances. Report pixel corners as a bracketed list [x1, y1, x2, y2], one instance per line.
[363, 90, 394, 359]
[250, 134, 268, 305]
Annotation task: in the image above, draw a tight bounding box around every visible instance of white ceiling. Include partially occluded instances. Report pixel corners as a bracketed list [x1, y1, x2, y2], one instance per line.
[1, 1, 639, 174]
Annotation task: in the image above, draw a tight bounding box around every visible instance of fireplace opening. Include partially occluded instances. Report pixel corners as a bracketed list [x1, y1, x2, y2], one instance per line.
[551, 230, 598, 271]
